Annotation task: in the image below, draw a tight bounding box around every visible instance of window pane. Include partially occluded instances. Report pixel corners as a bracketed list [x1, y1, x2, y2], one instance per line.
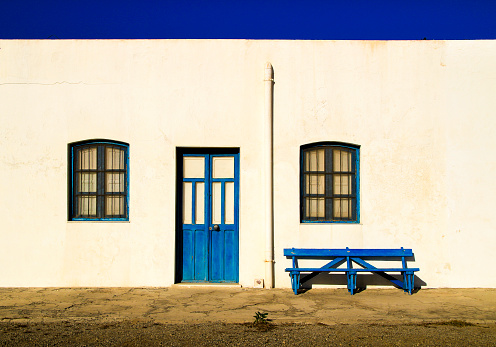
[225, 181, 235, 224]
[305, 197, 325, 218]
[333, 149, 352, 172]
[333, 150, 340, 171]
[318, 149, 325, 171]
[333, 198, 351, 219]
[212, 182, 222, 224]
[106, 173, 125, 192]
[106, 147, 125, 170]
[195, 182, 204, 224]
[306, 174, 325, 194]
[310, 151, 317, 171]
[183, 157, 205, 178]
[306, 149, 325, 172]
[333, 174, 352, 195]
[78, 173, 97, 192]
[106, 196, 124, 216]
[183, 182, 193, 224]
[78, 148, 97, 170]
[212, 157, 234, 178]
[78, 196, 96, 216]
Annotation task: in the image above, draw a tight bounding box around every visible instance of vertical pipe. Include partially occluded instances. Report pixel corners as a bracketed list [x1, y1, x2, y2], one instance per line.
[264, 62, 274, 288]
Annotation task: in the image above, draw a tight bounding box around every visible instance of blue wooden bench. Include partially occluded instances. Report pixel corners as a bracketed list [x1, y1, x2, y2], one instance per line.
[284, 248, 419, 295]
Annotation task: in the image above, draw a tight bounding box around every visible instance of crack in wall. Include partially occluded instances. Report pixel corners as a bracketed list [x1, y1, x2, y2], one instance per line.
[0, 81, 117, 86]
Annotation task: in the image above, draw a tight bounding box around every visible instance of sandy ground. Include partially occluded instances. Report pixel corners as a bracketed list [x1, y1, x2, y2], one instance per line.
[0, 287, 495, 345]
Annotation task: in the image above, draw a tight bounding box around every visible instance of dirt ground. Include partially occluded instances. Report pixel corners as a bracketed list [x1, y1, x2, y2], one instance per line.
[1, 287, 495, 346]
[1, 321, 495, 346]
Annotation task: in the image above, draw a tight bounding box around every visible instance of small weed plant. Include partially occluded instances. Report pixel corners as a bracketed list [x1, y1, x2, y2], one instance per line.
[253, 311, 268, 324]
[249, 311, 274, 332]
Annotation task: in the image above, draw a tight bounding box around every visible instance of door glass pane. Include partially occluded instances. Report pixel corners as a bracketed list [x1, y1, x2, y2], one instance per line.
[183, 182, 193, 224]
[106, 196, 124, 216]
[183, 157, 205, 178]
[106, 173, 125, 192]
[106, 147, 125, 169]
[225, 181, 234, 224]
[212, 182, 222, 224]
[78, 196, 96, 216]
[212, 157, 234, 178]
[79, 173, 97, 192]
[195, 182, 205, 224]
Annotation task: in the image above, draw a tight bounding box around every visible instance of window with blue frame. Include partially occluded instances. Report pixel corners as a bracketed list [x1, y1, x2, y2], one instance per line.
[301, 142, 359, 223]
[69, 140, 129, 221]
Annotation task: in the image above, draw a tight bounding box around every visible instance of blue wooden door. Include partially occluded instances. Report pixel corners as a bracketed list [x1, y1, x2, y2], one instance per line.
[180, 153, 239, 282]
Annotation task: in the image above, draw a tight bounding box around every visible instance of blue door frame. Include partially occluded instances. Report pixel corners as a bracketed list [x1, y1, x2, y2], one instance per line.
[176, 148, 239, 283]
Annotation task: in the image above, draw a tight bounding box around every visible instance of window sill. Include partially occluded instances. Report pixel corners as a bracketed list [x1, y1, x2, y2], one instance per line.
[301, 221, 361, 224]
[68, 220, 130, 223]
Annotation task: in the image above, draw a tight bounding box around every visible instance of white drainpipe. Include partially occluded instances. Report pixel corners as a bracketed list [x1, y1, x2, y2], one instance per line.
[264, 62, 274, 288]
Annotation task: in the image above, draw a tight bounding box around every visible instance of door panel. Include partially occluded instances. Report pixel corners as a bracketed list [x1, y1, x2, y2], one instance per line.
[182, 227, 208, 281]
[210, 229, 225, 281]
[179, 151, 239, 283]
[223, 227, 238, 281]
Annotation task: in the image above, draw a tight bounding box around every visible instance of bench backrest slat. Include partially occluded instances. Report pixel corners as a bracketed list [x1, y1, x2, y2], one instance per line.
[284, 248, 413, 258]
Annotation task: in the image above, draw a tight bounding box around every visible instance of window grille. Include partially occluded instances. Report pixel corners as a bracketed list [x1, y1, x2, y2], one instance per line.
[301, 143, 359, 223]
[70, 140, 129, 220]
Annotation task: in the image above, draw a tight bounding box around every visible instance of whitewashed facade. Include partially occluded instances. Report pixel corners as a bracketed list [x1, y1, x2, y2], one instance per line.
[1, 40, 495, 289]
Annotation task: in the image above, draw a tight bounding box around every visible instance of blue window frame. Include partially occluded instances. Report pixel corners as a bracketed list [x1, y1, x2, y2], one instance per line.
[301, 142, 359, 223]
[69, 140, 129, 221]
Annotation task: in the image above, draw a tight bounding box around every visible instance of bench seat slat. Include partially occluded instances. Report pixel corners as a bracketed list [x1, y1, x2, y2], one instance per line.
[286, 268, 419, 272]
[284, 248, 413, 257]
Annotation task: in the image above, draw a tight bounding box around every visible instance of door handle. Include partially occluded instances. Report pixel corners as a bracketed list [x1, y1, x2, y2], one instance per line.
[213, 224, 220, 231]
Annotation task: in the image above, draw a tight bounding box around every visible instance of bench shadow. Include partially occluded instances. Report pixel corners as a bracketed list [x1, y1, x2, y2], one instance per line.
[300, 273, 426, 294]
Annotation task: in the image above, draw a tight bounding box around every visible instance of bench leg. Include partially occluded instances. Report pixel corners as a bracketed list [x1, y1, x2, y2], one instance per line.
[347, 271, 357, 295]
[403, 271, 414, 294]
[290, 272, 301, 295]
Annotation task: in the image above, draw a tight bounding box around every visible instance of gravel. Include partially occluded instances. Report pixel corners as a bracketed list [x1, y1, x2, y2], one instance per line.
[1, 321, 495, 346]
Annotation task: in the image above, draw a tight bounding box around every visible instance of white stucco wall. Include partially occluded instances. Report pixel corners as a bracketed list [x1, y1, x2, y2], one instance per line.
[1, 40, 495, 288]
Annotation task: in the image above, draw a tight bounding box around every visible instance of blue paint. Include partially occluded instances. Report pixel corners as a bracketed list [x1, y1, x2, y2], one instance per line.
[181, 152, 239, 283]
[284, 248, 419, 295]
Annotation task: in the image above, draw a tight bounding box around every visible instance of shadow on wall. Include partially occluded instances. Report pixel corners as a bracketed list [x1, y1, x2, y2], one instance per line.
[301, 273, 426, 294]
